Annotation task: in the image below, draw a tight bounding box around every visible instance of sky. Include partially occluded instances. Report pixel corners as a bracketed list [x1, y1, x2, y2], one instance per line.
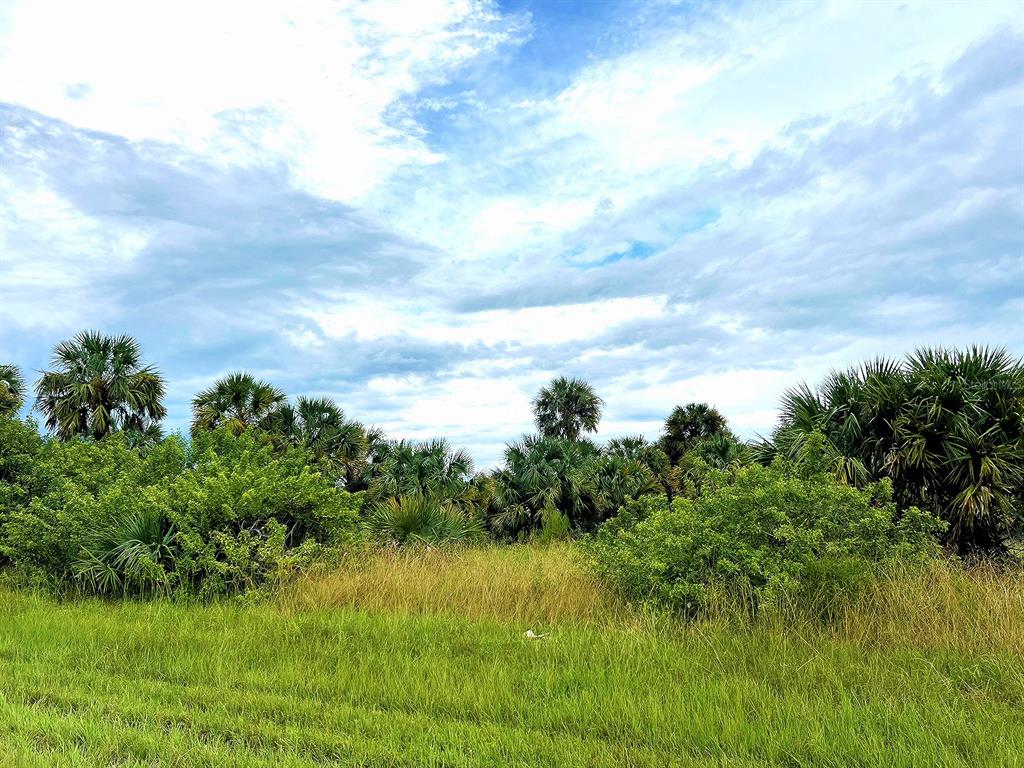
[1, 0, 1022, 467]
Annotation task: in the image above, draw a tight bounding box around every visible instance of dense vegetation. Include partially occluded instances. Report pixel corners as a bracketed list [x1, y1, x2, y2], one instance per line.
[0, 335, 1021, 603]
[1, 334, 1021, 765]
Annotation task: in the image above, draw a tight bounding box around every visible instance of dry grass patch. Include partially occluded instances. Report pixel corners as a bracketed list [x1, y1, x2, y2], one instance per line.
[287, 545, 1024, 658]
[283, 543, 632, 626]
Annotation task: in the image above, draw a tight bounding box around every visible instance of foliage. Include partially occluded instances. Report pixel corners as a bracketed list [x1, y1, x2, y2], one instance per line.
[764, 346, 1023, 554]
[0, 434, 174, 585]
[532, 376, 603, 441]
[33, 331, 167, 441]
[0, 428, 362, 597]
[0, 364, 25, 417]
[593, 456, 944, 614]
[0, 416, 44, 516]
[487, 436, 659, 537]
[166, 429, 362, 596]
[191, 371, 286, 435]
[367, 438, 474, 503]
[659, 403, 730, 464]
[535, 508, 571, 543]
[365, 493, 483, 546]
[73, 505, 177, 596]
[261, 395, 370, 483]
[488, 436, 598, 536]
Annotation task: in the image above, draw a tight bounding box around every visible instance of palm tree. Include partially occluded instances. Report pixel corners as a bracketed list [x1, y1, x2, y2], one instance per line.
[368, 437, 475, 504]
[605, 434, 673, 496]
[889, 347, 1022, 552]
[659, 403, 729, 464]
[489, 435, 600, 536]
[261, 395, 368, 480]
[765, 347, 1023, 554]
[532, 376, 603, 441]
[0, 364, 26, 417]
[191, 372, 285, 435]
[33, 332, 166, 440]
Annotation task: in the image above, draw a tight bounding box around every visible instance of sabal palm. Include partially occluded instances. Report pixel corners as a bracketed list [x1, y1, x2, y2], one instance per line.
[490, 435, 599, 535]
[191, 372, 285, 435]
[659, 403, 729, 464]
[0, 363, 25, 417]
[262, 396, 368, 478]
[889, 347, 1022, 551]
[605, 434, 673, 495]
[584, 453, 659, 522]
[532, 376, 603, 441]
[768, 346, 1022, 553]
[368, 438, 475, 505]
[34, 332, 166, 440]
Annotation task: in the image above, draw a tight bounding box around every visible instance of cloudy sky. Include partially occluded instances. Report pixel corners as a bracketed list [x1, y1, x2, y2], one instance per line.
[1, 0, 1022, 466]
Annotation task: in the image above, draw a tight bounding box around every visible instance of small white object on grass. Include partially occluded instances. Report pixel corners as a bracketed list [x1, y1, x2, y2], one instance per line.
[524, 629, 548, 639]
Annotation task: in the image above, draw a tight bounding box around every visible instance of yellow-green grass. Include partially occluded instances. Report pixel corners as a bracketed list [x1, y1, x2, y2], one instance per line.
[1, 546, 1022, 767]
[289, 544, 1024, 656]
[283, 543, 631, 626]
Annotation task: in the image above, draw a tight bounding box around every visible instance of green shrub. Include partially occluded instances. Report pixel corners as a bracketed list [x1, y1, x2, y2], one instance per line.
[0, 417, 44, 532]
[366, 493, 483, 546]
[593, 461, 945, 615]
[535, 507, 571, 544]
[0, 428, 362, 597]
[168, 430, 362, 596]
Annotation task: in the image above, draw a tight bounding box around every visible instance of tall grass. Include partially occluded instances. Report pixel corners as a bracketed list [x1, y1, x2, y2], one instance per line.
[288, 544, 1024, 657]
[2, 547, 1022, 765]
[2, 587, 1022, 767]
[283, 543, 631, 626]
[803, 559, 1024, 655]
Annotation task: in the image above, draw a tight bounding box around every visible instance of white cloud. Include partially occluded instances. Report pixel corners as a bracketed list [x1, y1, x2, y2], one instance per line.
[375, 0, 1023, 266]
[1, 0, 1021, 465]
[301, 295, 669, 348]
[0, 0, 524, 201]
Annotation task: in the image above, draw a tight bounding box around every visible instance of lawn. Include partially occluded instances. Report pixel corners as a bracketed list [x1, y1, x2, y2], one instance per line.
[1, 547, 1022, 767]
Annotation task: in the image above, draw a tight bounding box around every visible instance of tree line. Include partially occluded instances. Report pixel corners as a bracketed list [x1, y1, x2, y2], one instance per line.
[2, 333, 1021, 556]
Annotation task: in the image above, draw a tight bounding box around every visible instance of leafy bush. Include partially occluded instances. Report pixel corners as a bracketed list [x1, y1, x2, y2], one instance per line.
[366, 494, 483, 546]
[536, 507, 571, 544]
[0, 427, 362, 597]
[0, 416, 44, 517]
[593, 458, 944, 615]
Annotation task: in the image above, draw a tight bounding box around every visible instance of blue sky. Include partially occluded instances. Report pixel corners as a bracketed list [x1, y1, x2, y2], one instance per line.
[1, 0, 1022, 466]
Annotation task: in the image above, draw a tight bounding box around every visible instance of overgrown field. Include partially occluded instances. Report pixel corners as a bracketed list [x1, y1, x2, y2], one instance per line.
[2, 546, 1022, 767]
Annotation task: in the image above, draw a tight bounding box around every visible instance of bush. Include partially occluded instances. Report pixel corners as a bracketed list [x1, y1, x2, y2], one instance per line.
[366, 493, 483, 546]
[0, 428, 363, 597]
[0, 417, 44, 529]
[592, 460, 945, 615]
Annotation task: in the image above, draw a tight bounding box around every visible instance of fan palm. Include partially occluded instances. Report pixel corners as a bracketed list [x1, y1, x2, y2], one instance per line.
[368, 438, 475, 506]
[0, 363, 26, 417]
[33, 332, 167, 440]
[532, 376, 603, 441]
[73, 507, 177, 596]
[261, 396, 368, 479]
[604, 434, 673, 496]
[659, 403, 730, 464]
[489, 435, 600, 536]
[765, 346, 1023, 554]
[365, 493, 482, 545]
[191, 372, 286, 435]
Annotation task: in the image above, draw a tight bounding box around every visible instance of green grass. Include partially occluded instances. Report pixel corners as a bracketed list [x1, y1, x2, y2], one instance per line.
[1, 548, 1022, 767]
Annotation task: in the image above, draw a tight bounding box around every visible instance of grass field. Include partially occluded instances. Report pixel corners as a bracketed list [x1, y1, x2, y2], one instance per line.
[1, 546, 1022, 767]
